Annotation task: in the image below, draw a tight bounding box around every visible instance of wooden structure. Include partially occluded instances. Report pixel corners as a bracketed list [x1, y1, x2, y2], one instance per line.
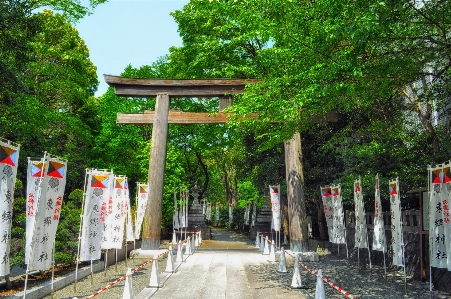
[105, 75, 336, 250]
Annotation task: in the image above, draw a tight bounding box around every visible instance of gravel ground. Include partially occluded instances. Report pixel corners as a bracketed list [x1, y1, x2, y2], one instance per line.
[38, 230, 451, 299]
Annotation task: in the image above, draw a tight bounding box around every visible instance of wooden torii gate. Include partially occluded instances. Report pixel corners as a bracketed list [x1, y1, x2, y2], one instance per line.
[105, 75, 336, 251]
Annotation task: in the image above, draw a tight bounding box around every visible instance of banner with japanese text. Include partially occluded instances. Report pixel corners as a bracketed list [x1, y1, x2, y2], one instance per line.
[125, 181, 134, 242]
[372, 174, 386, 252]
[354, 178, 368, 249]
[429, 166, 448, 268]
[134, 183, 148, 239]
[80, 169, 113, 261]
[0, 141, 19, 276]
[331, 184, 346, 244]
[390, 178, 403, 266]
[251, 202, 256, 227]
[320, 186, 334, 242]
[269, 185, 281, 231]
[215, 202, 220, 222]
[29, 157, 67, 271]
[206, 202, 211, 221]
[25, 157, 46, 265]
[443, 162, 451, 270]
[244, 203, 250, 225]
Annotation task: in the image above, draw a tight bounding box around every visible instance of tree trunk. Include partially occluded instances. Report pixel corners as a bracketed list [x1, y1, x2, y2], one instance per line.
[284, 132, 309, 252]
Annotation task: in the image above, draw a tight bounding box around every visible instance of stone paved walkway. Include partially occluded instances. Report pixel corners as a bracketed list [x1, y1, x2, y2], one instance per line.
[39, 229, 451, 299]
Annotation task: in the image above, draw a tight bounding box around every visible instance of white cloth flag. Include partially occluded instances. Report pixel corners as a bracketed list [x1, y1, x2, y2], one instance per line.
[442, 163, 451, 270]
[390, 177, 403, 266]
[134, 183, 148, 239]
[331, 184, 346, 244]
[80, 170, 113, 261]
[101, 175, 122, 250]
[229, 204, 233, 226]
[0, 141, 19, 276]
[244, 203, 250, 225]
[251, 202, 256, 227]
[372, 175, 386, 252]
[354, 178, 368, 249]
[125, 183, 134, 242]
[320, 186, 334, 242]
[206, 203, 211, 221]
[215, 203, 220, 222]
[173, 191, 180, 229]
[429, 165, 448, 268]
[269, 185, 281, 231]
[28, 157, 67, 271]
[25, 158, 46, 264]
[112, 176, 128, 249]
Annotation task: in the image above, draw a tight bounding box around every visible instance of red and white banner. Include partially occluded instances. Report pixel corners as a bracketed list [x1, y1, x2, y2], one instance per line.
[354, 178, 368, 249]
[0, 140, 20, 276]
[372, 174, 386, 252]
[390, 177, 403, 266]
[80, 169, 113, 261]
[331, 184, 346, 244]
[134, 183, 148, 239]
[25, 157, 46, 265]
[28, 156, 67, 271]
[443, 162, 451, 270]
[320, 186, 334, 242]
[269, 185, 281, 231]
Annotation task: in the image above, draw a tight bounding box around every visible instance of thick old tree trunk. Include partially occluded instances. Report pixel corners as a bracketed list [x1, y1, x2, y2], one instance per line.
[284, 132, 309, 252]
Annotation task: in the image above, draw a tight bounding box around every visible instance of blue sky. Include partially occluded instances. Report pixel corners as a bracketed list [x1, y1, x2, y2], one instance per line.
[75, 0, 189, 97]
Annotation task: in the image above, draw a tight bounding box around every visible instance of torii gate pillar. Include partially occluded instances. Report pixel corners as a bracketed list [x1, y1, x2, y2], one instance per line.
[142, 94, 170, 249]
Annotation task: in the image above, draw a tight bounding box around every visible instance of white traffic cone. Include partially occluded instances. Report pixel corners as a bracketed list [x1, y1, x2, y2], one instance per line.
[268, 242, 276, 262]
[290, 255, 304, 289]
[185, 239, 192, 256]
[122, 268, 133, 299]
[148, 255, 163, 288]
[263, 238, 270, 255]
[259, 234, 265, 251]
[176, 241, 183, 262]
[315, 269, 326, 299]
[172, 231, 177, 244]
[277, 247, 288, 273]
[255, 232, 260, 248]
[165, 246, 175, 273]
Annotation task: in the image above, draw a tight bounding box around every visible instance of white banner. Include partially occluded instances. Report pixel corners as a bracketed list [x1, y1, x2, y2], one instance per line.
[269, 185, 281, 231]
[251, 202, 256, 227]
[443, 163, 451, 270]
[354, 178, 368, 249]
[429, 166, 448, 268]
[134, 183, 148, 239]
[25, 158, 46, 264]
[229, 204, 233, 226]
[125, 181, 134, 242]
[372, 175, 386, 252]
[215, 203, 220, 222]
[79, 170, 113, 261]
[320, 186, 334, 242]
[28, 157, 67, 271]
[390, 178, 403, 266]
[0, 141, 20, 276]
[206, 203, 211, 221]
[112, 176, 128, 249]
[331, 184, 346, 244]
[173, 191, 180, 229]
[244, 203, 250, 225]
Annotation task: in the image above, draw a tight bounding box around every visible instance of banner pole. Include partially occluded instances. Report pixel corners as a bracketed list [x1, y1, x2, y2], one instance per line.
[428, 166, 433, 298]
[90, 260, 93, 285]
[75, 169, 89, 293]
[104, 250, 108, 277]
[51, 243, 55, 299]
[115, 248, 118, 272]
[383, 249, 387, 281]
[357, 247, 360, 272]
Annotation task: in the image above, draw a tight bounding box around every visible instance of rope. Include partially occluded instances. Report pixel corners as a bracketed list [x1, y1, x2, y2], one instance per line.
[82, 234, 195, 299]
[264, 237, 357, 299]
